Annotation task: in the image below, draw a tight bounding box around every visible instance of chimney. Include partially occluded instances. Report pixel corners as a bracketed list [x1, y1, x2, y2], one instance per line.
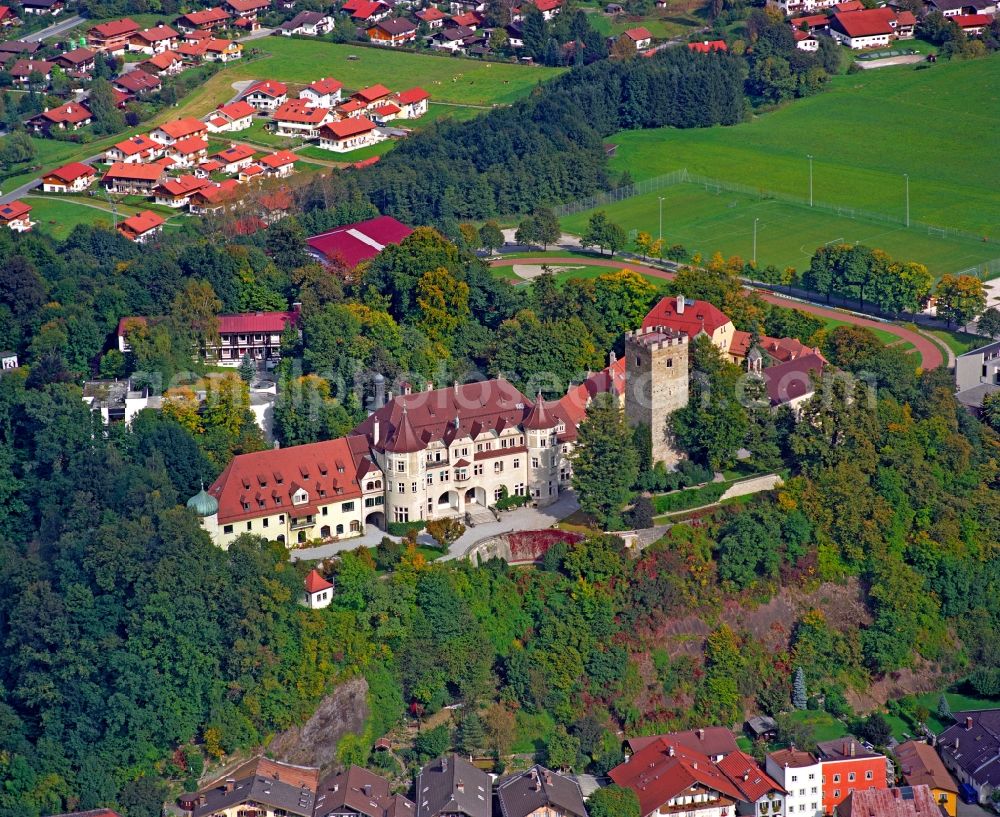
[677, 295, 685, 314]
[850, 742, 856, 758]
[668, 746, 675, 757]
[426, 381, 433, 391]
[893, 789, 901, 800]
[333, 784, 339, 793]
[402, 381, 412, 395]
[967, 717, 974, 730]
[697, 728, 705, 740]
[441, 757, 448, 772]
[372, 418, 380, 444]
[363, 784, 371, 796]
[954, 738, 960, 750]
[224, 779, 236, 793]
[609, 350, 617, 367]
[743, 773, 750, 782]
[453, 380, 459, 392]
[457, 781, 465, 794]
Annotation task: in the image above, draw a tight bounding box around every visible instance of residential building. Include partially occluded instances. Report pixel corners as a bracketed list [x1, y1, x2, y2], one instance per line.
[28, 102, 92, 132]
[353, 83, 392, 109]
[350, 0, 392, 23]
[953, 12, 992, 32]
[624, 728, 740, 763]
[114, 68, 162, 96]
[954, 341, 1000, 414]
[82, 379, 158, 425]
[166, 135, 210, 167]
[766, 749, 823, 817]
[205, 99, 255, 132]
[317, 117, 382, 152]
[371, 102, 402, 123]
[175, 6, 232, 30]
[118, 210, 165, 243]
[0, 5, 18, 26]
[829, 8, 911, 47]
[212, 143, 257, 173]
[0, 39, 41, 57]
[432, 26, 475, 50]
[939, 711, 1000, 804]
[793, 28, 819, 49]
[394, 86, 429, 118]
[368, 16, 418, 44]
[241, 79, 288, 111]
[336, 98, 368, 119]
[1, 352, 19, 370]
[204, 38, 243, 61]
[129, 25, 180, 53]
[260, 150, 297, 176]
[272, 99, 334, 138]
[142, 49, 184, 74]
[0, 201, 33, 232]
[449, 10, 483, 26]
[495, 765, 588, 817]
[238, 163, 265, 183]
[21, 0, 62, 15]
[623, 25, 653, 49]
[314, 765, 415, 817]
[105, 133, 163, 163]
[178, 757, 320, 817]
[688, 38, 728, 51]
[88, 17, 139, 52]
[225, 0, 270, 25]
[835, 786, 940, 817]
[277, 10, 336, 34]
[102, 162, 165, 194]
[300, 76, 344, 108]
[188, 179, 241, 214]
[306, 214, 413, 266]
[54, 47, 98, 71]
[814, 738, 889, 814]
[924, 0, 995, 16]
[895, 741, 958, 817]
[415, 755, 491, 817]
[150, 117, 208, 144]
[302, 569, 333, 609]
[41, 162, 97, 192]
[10, 59, 54, 86]
[154, 175, 211, 207]
[416, 5, 448, 26]
[757, 353, 825, 412]
[718, 752, 786, 817]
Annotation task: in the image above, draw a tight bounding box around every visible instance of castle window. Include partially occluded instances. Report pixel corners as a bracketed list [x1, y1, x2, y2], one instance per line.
[513, 459, 520, 469]
[396, 461, 405, 472]
[474, 464, 483, 476]
[635, 356, 641, 366]
[667, 358, 673, 367]
[224, 524, 233, 534]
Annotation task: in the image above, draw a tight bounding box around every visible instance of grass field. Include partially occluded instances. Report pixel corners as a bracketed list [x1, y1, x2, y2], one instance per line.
[297, 139, 398, 163]
[603, 56, 1000, 237]
[561, 182, 1000, 277]
[926, 328, 987, 355]
[23, 195, 155, 240]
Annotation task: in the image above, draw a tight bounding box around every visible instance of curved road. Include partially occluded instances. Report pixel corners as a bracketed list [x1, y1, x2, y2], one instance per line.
[492, 256, 944, 370]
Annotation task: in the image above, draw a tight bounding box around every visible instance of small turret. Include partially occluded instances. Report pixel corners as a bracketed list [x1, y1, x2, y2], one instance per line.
[187, 483, 219, 517]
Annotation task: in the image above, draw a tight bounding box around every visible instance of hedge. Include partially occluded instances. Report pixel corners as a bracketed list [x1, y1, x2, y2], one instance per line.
[386, 520, 426, 537]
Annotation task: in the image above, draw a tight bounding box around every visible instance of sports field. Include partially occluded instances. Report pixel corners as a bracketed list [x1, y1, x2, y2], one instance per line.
[605, 55, 1000, 237]
[560, 183, 1000, 276]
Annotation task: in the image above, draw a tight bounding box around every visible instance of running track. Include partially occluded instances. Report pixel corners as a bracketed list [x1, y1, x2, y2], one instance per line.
[491, 257, 944, 370]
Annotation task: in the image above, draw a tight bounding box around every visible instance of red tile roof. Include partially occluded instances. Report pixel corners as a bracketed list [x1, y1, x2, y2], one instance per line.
[133, 24, 178, 42]
[625, 728, 740, 759]
[45, 161, 95, 182]
[120, 210, 165, 236]
[260, 149, 296, 168]
[833, 0, 863, 9]
[396, 86, 429, 104]
[207, 436, 366, 524]
[178, 6, 230, 25]
[522, 392, 557, 429]
[156, 117, 208, 139]
[762, 352, 824, 406]
[193, 179, 241, 204]
[554, 358, 625, 437]
[306, 214, 412, 267]
[213, 143, 256, 162]
[831, 8, 897, 37]
[171, 135, 209, 155]
[767, 748, 818, 769]
[308, 76, 343, 94]
[321, 116, 377, 139]
[227, 0, 270, 11]
[624, 26, 652, 40]
[337, 99, 367, 114]
[717, 751, 785, 801]
[115, 68, 161, 93]
[642, 295, 732, 337]
[351, 0, 386, 18]
[895, 741, 958, 794]
[354, 83, 391, 102]
[103, 161, 165, 181]
[954, 12, 991, 25]
[243, 79, 287, 98]
[216, 100, 255, 120]
[450, 11, 481, 25]
[274, 99, 330, 123]
[792, 14, 831, 27]
[688, 38, 727, 51]
[532, 0, 561, 11]
[304, 569, 333, 593]
[417, 6, 447, 20]
[156, 175, 210, 196]
[41, 102, 92, 124]
[0, 200, 31, 221]
[11, 58, 54, 76]
[145, 49, 181, 68]
[90, 17, 138, 37]
[218, 309, 299, 334]
[176, 41, 209, 57]
[373, 103, 401, 116]
[839, 786, 939, 817]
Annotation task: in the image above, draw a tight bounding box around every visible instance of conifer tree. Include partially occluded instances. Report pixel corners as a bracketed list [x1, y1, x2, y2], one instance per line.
[793, 667, 807, 710]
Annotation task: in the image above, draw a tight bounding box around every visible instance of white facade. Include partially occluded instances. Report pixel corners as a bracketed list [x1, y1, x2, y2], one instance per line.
[300, 86, 342, 108]
[765, 758, 822, 817]
[317, 126, 384, 152]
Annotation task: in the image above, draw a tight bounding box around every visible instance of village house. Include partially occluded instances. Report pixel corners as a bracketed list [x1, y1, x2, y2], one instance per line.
[367, 16, 418, 45]
[88, 17, 139, 52]
[793, 28, 820, 49]
[105, 133, 163, 163]
[142, 49, 184, 75]
[416, 5, 448, 26]
[177, 757, 320, 817]
[0, 201, 33, 232]
[953, 12, 992, 32]
[188, 179, 241, 214]
[259, 150, 297, 177]
[175, 6, 231, 30]
[166, 135, 210, 168]
[0, 5, 18, 26]
[102, 162, 165, 194]
[829, 7, 914, 47]
[150, 117, 208, 145]
[28, 102, 92, 132]
[10, 59, 54, 86]
[205, 100, 256, 133]
[394, 86, 430, 118]
[314, 765, 415, 817]
[238, 164, 265, 183]
[955, 342, 1000, 415]
[41, 161, 97, 193]
[495, 765, 588, 817]
[923, 0, 995, 16]
[225, 0, 270, 25]
[349, 0, 393, 23]
[54, 47, 97, 72]
[240, 79, 288, 111]
[317, 117, 382, 152]
[114, 68, 162, 96]
[20, 0, 62, 16]
[415, 755, 490, 817]
[302, 569, 333, 609]
[688, 38, 728, 51]
[212, 143, 257, 174]
[449, 10, 483, 27]
[336, 98, 368, 118]
[814, 738, 890, 814]
[371, 102, 402, 124]
[300, 76, 343, 108]
[128, 25, 180, 54]
[517, 0, 562, 19]
[622, 25, 653, 50]
[153, 175, 211, 207]
[118, 210, 165, 243]
[272, 99, 334, 138]
[176, 40, 210, 60]
[836, 787, 940, 817]
[939, 711, 1000, 804]
[766, 748, 822, 817]
[0, 39, 41, 57]
[277, 10, 335, 34]
[353, 83, 392, 109]
[895, 741, 958, 817]
[204, 38, 243, 61]
[82, 379, 158, 426]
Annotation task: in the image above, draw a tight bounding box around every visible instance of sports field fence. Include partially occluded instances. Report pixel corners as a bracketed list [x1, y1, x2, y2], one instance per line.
[555, 168, 1000, 278]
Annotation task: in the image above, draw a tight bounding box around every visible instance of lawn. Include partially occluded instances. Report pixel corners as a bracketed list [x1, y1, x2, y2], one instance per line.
[297, 139, 399, 163]
[602, 55, 1000, 237]
[561, 182, 1000, 278]
[23, 195, 152, 240]
[926, 328, 987, 356]
[885, 690, 1000, 740]
[786, 709, 849, 744]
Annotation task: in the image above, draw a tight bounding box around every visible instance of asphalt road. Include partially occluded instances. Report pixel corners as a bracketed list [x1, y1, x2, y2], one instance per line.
[22, 13, 83, 42]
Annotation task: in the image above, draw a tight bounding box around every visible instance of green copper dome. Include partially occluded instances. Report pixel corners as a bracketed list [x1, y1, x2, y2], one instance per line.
[187, 485, 218, 517]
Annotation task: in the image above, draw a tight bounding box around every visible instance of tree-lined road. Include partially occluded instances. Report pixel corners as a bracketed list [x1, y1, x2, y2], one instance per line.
[490, 256, 945, 370]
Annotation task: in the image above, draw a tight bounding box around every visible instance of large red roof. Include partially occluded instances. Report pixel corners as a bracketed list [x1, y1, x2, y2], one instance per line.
[642, 295, 732, 337]
[215, 100, 255, 120]
[156, 117, 207, 139]
[354, 83, 391, 102]
[120, 210, 165, 236]
[218, 309, 299, 334]
[42, 102, 91, 124]
[0, 201, 31, 221]
[954, 12, 991, 25]
[133, 24, 178, 42]
[45, 161, 95, 182]
[103, 162, 164, 181]
[762, 352, 824, 406]
[831, 7, 897, 37]
[304, 568, 333, 593]
[91, 17, 138, 37]
[396, 86, 429, 104]
[308, 76, 343, 94]
[243, 79, 287, 98]
[688, 38, 727, 52]
[306, 215, 412, 267]
[207, 436, 367, 524]
[717, 751, 785, 801]
[274, 99, 330, 124]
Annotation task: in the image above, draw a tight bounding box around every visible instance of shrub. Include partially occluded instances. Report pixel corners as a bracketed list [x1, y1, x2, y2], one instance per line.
[386, 520, 425, 537]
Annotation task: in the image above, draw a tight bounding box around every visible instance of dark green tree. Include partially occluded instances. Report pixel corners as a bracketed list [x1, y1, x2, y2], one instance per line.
[571, 392, 639, 526]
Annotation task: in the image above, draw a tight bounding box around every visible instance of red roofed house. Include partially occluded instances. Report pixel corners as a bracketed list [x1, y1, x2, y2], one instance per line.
[143, 48, 184, 74]
[153, 174, 211, 207]
[204, 37, 243, 61]
[394, 86, 430, 118]
[272, 99, 334, 138]
[317, 116, 382, 152]
[833, 0, 863, 8]
[118, 210, 165, 243]
[212, 142, 257, 174]
[837, 786, 940, 817]
[793, 27, 819, 50]
[88, 17, 138, 52]
[336, 98, 368, 119]
[241, 79, 288, 112]
[643, 295, 735, 353]
[238, 163, 265, 183]
[102, 162, 166, 194]
[226, 0, 270, 23]
[0, 200, 33, 232]
[367, 16, 418, 45]
[352, 83, 392, 108]
[829, 7, 911, 47]
[150, 117, 208, 145]
[306, 214, 412, 267]
[0, 5, 18, 26]
[815, 738, 889, 814]
[128, 24, 179, 54]
[449, 10, 483, 27]
[370, 102, 400, 124]
[175, 6, 231, 30]
[105, 133, 163, 163]
[300, 76, 344, 108]
[350, 0, 391, 22]
[688, 38, 728, 52]
[953, 12, 991, 33]
[302, 569, 334, 608]
[54, 47, 98, 72]
[259, 150, 297, 177]
[28, 101, 92, 132]
[166, 135, 210, 168]
[10, 59, 54, 86]
[519, 0, 562, 19]
[42, 162, 97, 193]
[188, 178, 241, 214]
[206, 99, 255, 133]
[623, 25, 653, 49]
[113, 68, 162, 96]
[416, 5, 447, 26]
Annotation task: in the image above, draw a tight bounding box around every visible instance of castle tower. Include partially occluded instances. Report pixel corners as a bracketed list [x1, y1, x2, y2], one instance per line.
[624, 325, 689, 467]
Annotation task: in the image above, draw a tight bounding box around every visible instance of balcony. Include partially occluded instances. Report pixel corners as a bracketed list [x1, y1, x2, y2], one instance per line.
[290, 515, 314, 529]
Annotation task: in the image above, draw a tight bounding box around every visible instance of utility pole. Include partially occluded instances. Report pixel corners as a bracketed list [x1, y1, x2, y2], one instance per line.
[753, 217, 759, 265]
[807, 154, 813, 207]
[658, 196, 664, 242]
[904, 173, 910, 227]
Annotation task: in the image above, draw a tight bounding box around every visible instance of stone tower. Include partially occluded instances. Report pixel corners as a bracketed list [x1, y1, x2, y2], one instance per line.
[624, 325, 689, 467]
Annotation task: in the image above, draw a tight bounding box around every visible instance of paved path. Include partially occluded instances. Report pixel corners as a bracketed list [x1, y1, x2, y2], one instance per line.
[491, 256, 944, 370]
[23, 13, 83, 41]
[718, 473, 783, 502]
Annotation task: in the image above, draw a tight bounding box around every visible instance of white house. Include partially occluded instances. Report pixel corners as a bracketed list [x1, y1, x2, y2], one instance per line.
[302, 569, 334, 609]
[766, 748, 823, 817]
[395, 86, 430, 118]
[299, 76, 343, 108]
[272, 99, 334, 138]
[240, 79, 288, 112]
[205, 99, 256, 133]
[42, 162, 97, 193]
[317, 117, 383, 152]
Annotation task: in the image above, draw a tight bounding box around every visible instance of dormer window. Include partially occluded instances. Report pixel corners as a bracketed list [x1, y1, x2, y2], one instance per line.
[293, 489, 308, 505]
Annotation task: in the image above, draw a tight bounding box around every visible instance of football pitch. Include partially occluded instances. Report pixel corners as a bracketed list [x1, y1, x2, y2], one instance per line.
[560, 183, 1000, 277]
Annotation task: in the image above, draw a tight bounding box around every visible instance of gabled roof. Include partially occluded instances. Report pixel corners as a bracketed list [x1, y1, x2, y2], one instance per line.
[373, 103, 401, 116]
[260, 150, 297, 168]
[243, 79, 287, 98]
[767, 748, 817, 769]
[314, 765, 410, 817]
[215, 99, 255, 120]
[39, 101, 92, 124]
[120, 210, 165, 235]
[45, 162, 96, 182]
[146, 49, 182, 68]
[953, 12, 991, 24]
[495, 765, 587, 817]
[274, 99, 331, 123]
[417, 5, 447, 20]
[90, 17, 138, 37]
[624, 25, 652, 40]
[115, 68, 161, 92]
[321, 116, 377, 139]
[940, 711, 1000, 786]
[213, 143, 256, 163]
[625, 727, 740, 759]
[760, 352, 824, 407]
[171, 135, 209, 155]
[178, 6, 231, 24]
[717, 751, 785, 801]
[307, 76, 343, 94]
[133, 24, 179, 41]
[830, 7, 898, 37]
[191, 757, 320, 817]
[304, 568, 333, 593]
[396, 86, 429, 104]
[103, 161, 165, 181]
[373, 16, 416, 34]
[58, 47, 97, 64]
[895, 740, 959, 794]
[351, 0, 387, 18]
[688, 38, 727, 51]
[643, 295, 732, 337]
[156, 174, 210, 196]
[10, 58, 54, 76]
[227, 0, 270, 11]
[156, 117, 208, 139]
[306, 214, 412, 267]
[839, 786, 939, 817]
[415, 755, 490, 817]
[354, 83, 391, 102]
[0, 201, 31, 220]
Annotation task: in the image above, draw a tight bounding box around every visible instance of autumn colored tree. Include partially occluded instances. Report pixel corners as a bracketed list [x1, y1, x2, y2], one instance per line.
[169, 279, 222, 360]
[416, 267, 471, 352]
[935, 274, 986, 329]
